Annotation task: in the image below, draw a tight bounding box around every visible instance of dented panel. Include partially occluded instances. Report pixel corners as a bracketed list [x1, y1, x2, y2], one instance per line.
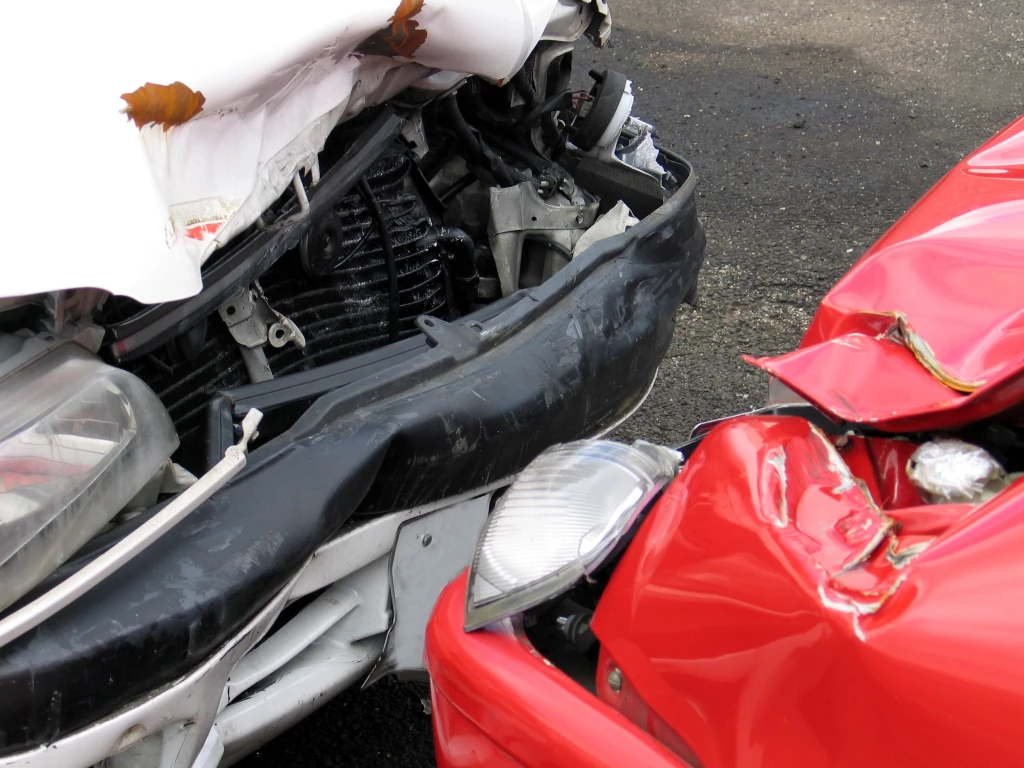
[592, 414, 1024, 768]
[748, 114, 1024, 431]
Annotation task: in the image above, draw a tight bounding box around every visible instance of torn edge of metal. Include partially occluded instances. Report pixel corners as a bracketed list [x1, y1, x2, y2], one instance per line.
[0, 409, 264, 650]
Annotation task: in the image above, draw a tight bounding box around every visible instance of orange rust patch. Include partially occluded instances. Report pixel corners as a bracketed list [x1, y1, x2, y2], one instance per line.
[358, 0, 427, 59]
[120, 81, 206, 131]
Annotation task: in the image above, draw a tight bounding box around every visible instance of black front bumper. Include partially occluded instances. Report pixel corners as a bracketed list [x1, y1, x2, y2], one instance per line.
[0, 160, 704, 754]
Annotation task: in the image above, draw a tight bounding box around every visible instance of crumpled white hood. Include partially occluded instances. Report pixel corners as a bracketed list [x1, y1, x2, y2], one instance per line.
[2, 0, 605, 304]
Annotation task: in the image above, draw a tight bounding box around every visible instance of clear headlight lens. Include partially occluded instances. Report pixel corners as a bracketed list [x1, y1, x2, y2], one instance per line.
[465, 440, 680, 631]
[0, 343, 177, 610]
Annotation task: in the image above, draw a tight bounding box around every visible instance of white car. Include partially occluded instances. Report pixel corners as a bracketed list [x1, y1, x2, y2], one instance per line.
[0, 2, 705, 765]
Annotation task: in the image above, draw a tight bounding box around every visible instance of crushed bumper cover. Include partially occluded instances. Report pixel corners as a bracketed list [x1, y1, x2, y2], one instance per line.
[0, 162, 704, 755]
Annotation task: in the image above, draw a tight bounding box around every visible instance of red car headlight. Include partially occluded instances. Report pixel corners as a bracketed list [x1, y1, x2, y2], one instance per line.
[464, 439, 679, 631]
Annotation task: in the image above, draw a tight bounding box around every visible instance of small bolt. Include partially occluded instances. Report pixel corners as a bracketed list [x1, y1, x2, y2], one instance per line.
[607, 667, 622, 693]
[422, 534, 432, 547]
[835, 434, 851, 449]
[576, 213, 586, 225]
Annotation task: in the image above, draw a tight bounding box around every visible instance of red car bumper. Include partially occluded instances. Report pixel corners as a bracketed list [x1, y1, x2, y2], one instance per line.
[425, 571, 683, 768]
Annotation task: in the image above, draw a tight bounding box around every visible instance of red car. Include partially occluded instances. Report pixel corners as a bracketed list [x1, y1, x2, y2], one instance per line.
[425, 113, 1024, 768]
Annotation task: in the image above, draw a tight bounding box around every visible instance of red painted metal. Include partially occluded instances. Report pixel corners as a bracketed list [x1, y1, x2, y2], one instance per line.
[748, 114, 1024, 432]
[864, 437, 923, 508]
[425, 571, 685, 768]
[431, 689, 525, 768]
[592, 415, 1024, 768]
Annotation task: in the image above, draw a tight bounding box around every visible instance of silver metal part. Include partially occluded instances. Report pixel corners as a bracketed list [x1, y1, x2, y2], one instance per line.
[607, 667, 623, 693]
[218, 285, 306, 383]
[262, 173, 312, 232]
[267, 319, 303, 349]
[0, 409, 263, 652]
[218, 288, 275, 348]
[365, 494, 491, 685]
[590, 80, 635, 162]
[400, 112, 429, 158]
[488, 182, 599, 296]
[239, 347, 272, 383]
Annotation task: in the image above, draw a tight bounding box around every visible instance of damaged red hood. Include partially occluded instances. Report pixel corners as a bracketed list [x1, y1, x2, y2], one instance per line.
[749, 114, 1024, 431]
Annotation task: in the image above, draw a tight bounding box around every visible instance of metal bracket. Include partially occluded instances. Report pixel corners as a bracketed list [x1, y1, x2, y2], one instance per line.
[218, 285, 307, 383]
[488, 182, 599, 297]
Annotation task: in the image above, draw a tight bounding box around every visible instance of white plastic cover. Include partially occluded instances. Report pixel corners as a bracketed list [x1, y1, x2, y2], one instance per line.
[2, 0, 606, 305]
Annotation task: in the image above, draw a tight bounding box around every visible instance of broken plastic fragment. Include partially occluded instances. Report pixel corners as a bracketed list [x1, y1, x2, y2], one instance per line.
[120, 81, 206, 131]
[906, 439, 1009, 504]
[572, 201, 639, 257]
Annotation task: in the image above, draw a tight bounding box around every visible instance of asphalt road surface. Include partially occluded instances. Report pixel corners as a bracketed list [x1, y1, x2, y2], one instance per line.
[240, 1, 1022, 765]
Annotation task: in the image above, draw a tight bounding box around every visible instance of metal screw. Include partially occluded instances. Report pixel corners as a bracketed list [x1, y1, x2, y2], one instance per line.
[576, 213, 586, 225]
[607, 667, 623, 693]
[835, 434, 851, 449]
[422, 534, 432, 547]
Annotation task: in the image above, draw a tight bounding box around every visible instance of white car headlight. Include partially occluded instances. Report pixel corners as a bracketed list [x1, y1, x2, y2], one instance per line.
[465, 440, 680, 631]
[0, 343, 177, 610]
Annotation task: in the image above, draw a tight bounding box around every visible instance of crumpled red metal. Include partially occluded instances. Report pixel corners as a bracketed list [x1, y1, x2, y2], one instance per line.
[748, 114, 1024, 431]
[592, 415, 1024, 768]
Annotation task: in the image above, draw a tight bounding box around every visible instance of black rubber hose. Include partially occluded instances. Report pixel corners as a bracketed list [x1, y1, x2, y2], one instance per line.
[442, 96, 528, 187]
[513, 68, 539, 108]
[358, 177, 401, 343]
[435, 227, 477, 282]
[417, 227, 478, 284]
[480, 128, 553, 175]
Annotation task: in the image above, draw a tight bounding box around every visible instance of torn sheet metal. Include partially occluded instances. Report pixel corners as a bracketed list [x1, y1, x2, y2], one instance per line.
[748, 114, 1024, 431]
[2, 0, 603, 305]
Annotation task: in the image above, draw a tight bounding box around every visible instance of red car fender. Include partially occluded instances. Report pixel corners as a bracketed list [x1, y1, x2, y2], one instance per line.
[426, 571, 686, 768]
[592, 415, 1024, 768]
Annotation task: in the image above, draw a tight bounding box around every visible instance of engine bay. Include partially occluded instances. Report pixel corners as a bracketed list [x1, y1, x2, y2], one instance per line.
[0, 48, 688, 476]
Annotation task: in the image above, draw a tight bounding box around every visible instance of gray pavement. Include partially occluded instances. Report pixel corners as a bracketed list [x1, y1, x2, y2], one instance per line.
[239, 1, 1021, 764]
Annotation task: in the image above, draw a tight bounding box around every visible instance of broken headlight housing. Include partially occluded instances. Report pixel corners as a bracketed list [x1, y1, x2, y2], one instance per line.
[465, 440, 680, 631]
[0, 343, 177, 611]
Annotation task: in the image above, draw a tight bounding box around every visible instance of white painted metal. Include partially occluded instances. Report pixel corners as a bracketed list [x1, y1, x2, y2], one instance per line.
[365, 495, 491, 684]
[0, 568, 294, 768]
[224, 582, 361, 702]
[215, 558, 395, 764]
